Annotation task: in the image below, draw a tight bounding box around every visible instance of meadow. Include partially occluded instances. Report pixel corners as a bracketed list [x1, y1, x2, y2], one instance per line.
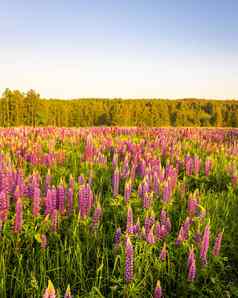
[0, 127, 237, 297]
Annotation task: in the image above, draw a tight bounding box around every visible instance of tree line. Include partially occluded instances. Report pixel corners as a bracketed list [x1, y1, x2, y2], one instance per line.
[0, 88, 238, 127]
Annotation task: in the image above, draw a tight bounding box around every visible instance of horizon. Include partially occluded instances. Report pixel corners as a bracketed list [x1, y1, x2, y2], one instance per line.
[1, 0, 238, 99]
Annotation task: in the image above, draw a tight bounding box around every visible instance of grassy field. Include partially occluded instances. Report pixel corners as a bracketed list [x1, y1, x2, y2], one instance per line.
[0, 127, 237, 297]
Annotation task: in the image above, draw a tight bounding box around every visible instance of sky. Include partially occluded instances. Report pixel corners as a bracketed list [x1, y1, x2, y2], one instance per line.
[0, 0, 238, 99]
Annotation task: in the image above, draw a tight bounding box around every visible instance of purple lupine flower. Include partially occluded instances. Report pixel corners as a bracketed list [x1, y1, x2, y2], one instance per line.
[112, 167, 120, 197]
[231, 175, 238, 189]
[32, 186, 41, 217]
[133, 218, 140, 234]
[51, 209, 58, 232]
[146, 226, 155, 244]
[187, 247, 196, 281]
[125, 237, 134, 283]
[200, 223, 210, 265]
[212, 231, 223, 256]
[91, 205, 102, 229]
[154, 280, 162, 298]
[51, 186, 57, 210]
[153, 171, 159, 194]
[159, 242, 167, 261]
[57, 184, 65, 215]
[124, 179, 132, 204]
[144, 212, 155, 236]
[114, 227, 121, 246]
[205, 159, 212, 176]
[78, 184, 93, 219]
[194, 231, 202, 245]
[14, 198, 23, 233]
[45, 189, 53, 215]
[43, 280, 56, 298]
[126, 206, 133, 232]
[64, 285, 72, 298]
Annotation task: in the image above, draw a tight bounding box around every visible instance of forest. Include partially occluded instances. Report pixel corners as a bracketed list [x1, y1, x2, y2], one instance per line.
[0, 88, 237, 127]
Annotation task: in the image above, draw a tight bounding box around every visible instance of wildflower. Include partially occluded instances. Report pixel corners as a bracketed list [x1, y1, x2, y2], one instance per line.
[43, 280, 56, 298]
[112, 167, 120, 197]
[200, 223, 210, 265]
[125, 237, 134, 283]
[64, 285, 72, 298]
[146, 226, 155, 244]
[32, 186, 41, 217]
[126, 206, 133, 232]
[114, 227, 121, 246]
[187, 247, 196, 281]
[91, 205, 102, 229]
[159, 242, 167, 261]
[212, 231, 223, 257]
[154, 280, 162, 298]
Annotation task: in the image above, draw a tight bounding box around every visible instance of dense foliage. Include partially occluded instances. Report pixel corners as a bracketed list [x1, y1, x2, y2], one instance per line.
[0, 89, 238, 127]
[0, 127, 238, 297]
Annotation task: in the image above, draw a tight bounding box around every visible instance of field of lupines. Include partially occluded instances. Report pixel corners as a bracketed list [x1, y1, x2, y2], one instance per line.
[0, 127, 238, 298]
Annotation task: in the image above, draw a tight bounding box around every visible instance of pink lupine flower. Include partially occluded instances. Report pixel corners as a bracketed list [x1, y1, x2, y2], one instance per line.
[91, 205, 102, 229]
[159, 242, 167, 261]
[0, 191, 9, 222]
[187, 247, 196, 281]
[212, 231, 223, 256]
[144, 212, 155, 236]
[185, 155, 193, 176]
[154, 280, 162, 298]
[78, 184, 93, 219]
[200, 223, 210, 265]
[43, 280, 56, 298]
[14, 198, 23, 233]
[193, 156, 201, 176]
[32, 187, 41, 217]
[112, 167, 120, 197]
[51, 187, 57, 210]
[64, 285, 72, 298]
[126, 206, 133, 232]
[162, 182, 172, 203]
[125, 237, 134, 283]
[187, 194, 198, 217]
[57, 184, 65, 215]
[132, 218, 140, 234]
[146, 226, 155, 244]
[45, 189, 53, 215]
[124, 179, 132, 204]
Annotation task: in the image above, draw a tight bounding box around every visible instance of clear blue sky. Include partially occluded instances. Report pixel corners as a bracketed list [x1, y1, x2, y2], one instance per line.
[0, 0, 237, 99]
